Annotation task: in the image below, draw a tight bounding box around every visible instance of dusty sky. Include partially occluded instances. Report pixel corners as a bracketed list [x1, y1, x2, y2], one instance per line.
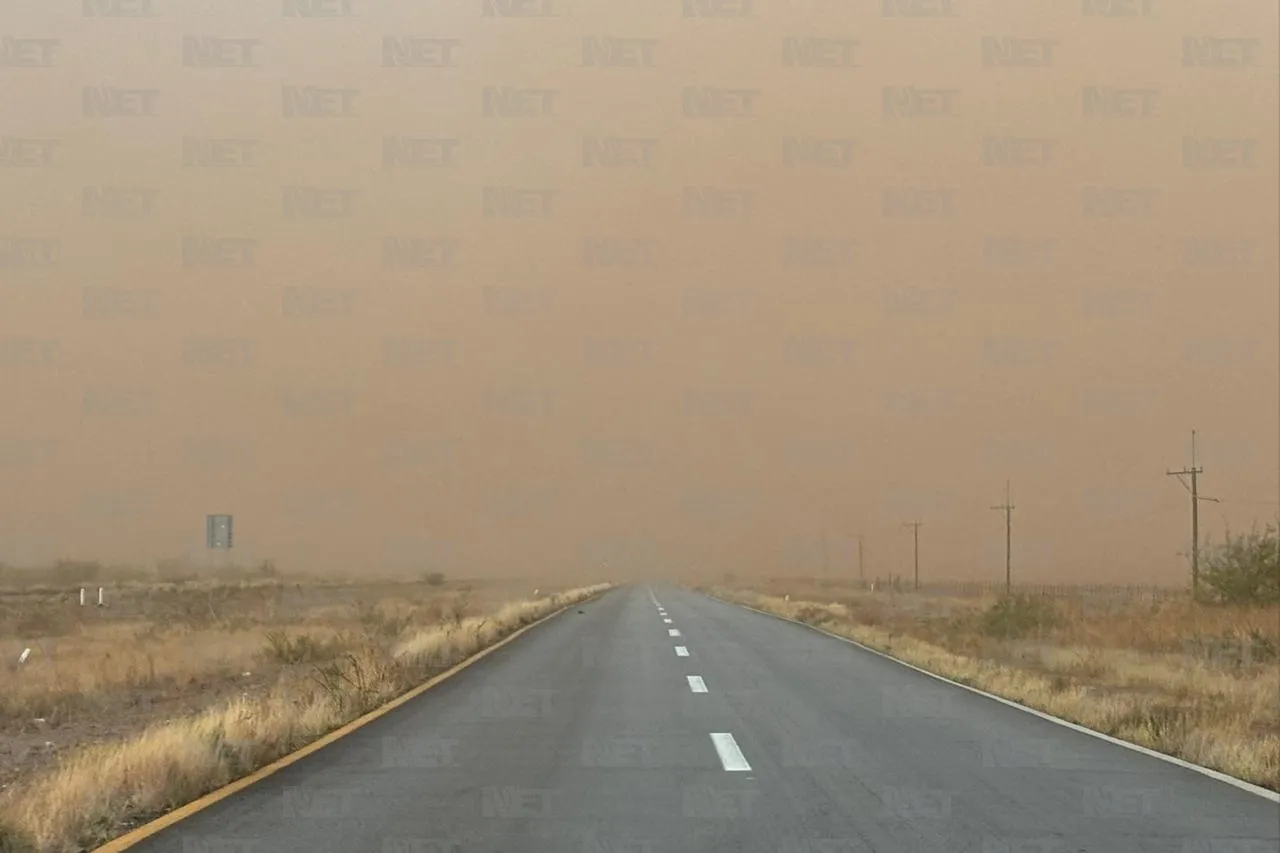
[0, 0, 1276, 585]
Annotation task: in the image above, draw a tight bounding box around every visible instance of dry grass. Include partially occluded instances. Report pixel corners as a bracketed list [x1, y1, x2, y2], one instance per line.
[0, 579, 489, 736]
[0, 577, 608, 853]
[707, 581, 1280, 792]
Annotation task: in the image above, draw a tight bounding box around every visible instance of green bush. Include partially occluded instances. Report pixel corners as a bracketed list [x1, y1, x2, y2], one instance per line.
[980, 593, 1061, 639]
[1200, 523, 1279, 605]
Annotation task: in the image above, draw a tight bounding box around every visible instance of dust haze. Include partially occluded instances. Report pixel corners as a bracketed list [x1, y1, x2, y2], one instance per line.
[0, 0, 1276, 585]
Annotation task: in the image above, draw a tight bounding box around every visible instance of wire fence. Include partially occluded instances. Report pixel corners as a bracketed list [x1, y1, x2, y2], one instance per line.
[774, 575, 1187, 601]
[915, 581, 1185, 600]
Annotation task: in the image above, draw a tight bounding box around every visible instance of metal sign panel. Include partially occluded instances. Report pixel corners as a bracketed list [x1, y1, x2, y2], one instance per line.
[206, 514, 234, 549]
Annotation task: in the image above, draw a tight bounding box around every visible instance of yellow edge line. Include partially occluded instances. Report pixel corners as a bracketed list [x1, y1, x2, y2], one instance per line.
[92, 589, 609, 853]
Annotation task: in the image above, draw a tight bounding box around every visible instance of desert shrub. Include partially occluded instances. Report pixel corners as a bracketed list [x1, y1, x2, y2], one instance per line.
[1184, 633, 1272, 668]
[792, 604, 830, 625]
[14, 603, 79, 638]
[447, 592, 474, 625]
[310, 652, 400, 716]
[980, 593, 1061, 639]
[353, 602, 412, 641]
[0, 823, 37, 853]
[1200, 523, 1279, 605]
[260, 631, 342, 665]
[1247, 629, 1278, 662]
[423, 571, 446, 587]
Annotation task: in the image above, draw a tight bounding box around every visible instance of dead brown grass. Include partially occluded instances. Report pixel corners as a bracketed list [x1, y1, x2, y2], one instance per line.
[0, 579, 491, 736]
[0, 577, 608, 853]
[706, 581, 1280, 793]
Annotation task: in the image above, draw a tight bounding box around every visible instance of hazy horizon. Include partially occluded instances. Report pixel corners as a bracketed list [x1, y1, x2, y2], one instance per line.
[1, 0, 1276, 585]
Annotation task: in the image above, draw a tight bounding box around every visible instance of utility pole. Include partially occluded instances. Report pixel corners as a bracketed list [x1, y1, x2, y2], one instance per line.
[903, 522, 922, 590]
[1167, 430, 1218, 600]
[990, 481, 1014, 592]
[857, 534, 865, 587]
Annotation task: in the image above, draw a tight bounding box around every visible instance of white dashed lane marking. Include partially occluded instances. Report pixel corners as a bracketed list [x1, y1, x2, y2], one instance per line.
[709, 733, 752, 772]
[687, 676, 708, 693]
[668, 628, 681, 637]
[675, 646, 689, 657]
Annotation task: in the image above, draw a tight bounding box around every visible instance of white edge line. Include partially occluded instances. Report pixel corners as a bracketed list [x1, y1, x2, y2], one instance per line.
[704, 593, 1280, 803]
[709, 732, 752, 771]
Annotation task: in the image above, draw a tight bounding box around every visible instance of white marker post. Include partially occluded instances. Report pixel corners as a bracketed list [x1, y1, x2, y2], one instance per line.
[79, 588, 86, 607]
[97, 587, 104, 607]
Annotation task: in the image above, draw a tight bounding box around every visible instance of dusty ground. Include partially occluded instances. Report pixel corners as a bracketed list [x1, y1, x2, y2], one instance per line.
[708, 576, 1280, 791]
[0, 575, 539, 796]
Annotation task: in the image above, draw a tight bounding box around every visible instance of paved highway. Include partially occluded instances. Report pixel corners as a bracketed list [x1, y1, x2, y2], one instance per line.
[129, 585, 1279, 853]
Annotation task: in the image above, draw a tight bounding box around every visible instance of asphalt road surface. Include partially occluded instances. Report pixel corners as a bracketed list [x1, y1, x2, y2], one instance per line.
[132, 585, 1279, 853]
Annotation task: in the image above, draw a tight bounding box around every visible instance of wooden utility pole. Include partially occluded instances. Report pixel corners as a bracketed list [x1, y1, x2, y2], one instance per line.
[1167, 430, 1218, 599]
[990, 481, 1014, 592]
[903, 522, 922, 590]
